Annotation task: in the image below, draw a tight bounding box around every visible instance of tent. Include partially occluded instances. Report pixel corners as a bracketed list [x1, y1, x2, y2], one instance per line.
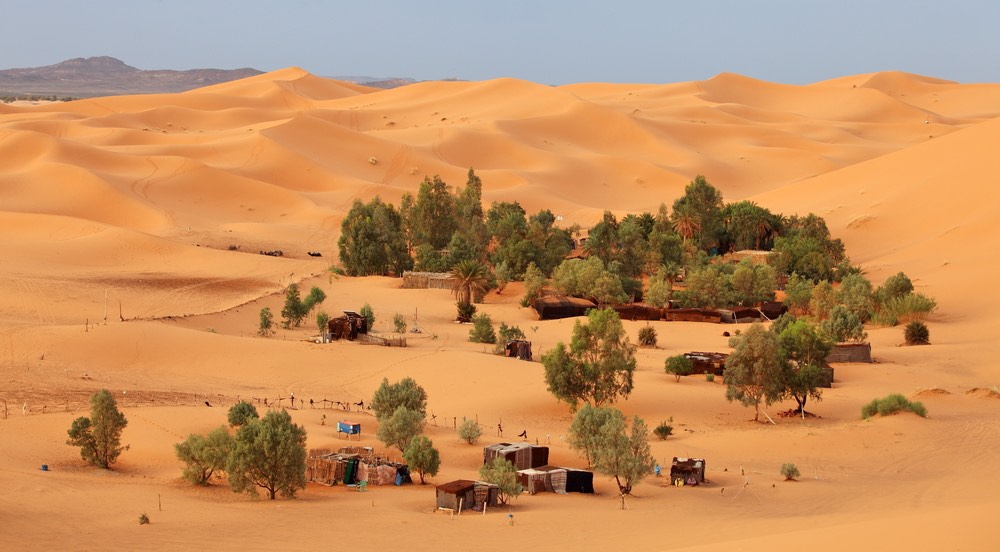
[670, 457, 706, 486]
[563, 468, 595, 493]
[484, 443, 549, 470]
[532, 295, 596, 320]
[435, 480, 499, 511]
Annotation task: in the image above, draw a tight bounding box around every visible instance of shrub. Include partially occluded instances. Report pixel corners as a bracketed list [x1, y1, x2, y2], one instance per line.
[653, 418, 673, 440]
[393, 313, 407, 333]
[138, 513, 150, 525]
[861, 393, 927, 419]
[479, 457, 522, 506]
[705, 373, 715, 382]
[360, 303, 375, 332]
[458, 418, 483, 445]
[175, 426, 232, 485]
[258, 307, 275, 337]
[664, 355, 693, 382]
[456, 301, 476, 323]
[781, 463, 801, 481]
[316, 311, 330, 334]
[493, 322, 527, 354]
[468, 313, 497, 344]
[637, 326, 657, 347]
[904, 321, 930, 345]
[403, 435, 440, 484]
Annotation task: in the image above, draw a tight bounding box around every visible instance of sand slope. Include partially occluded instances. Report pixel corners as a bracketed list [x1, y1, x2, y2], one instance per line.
[1, 69, 999, 551]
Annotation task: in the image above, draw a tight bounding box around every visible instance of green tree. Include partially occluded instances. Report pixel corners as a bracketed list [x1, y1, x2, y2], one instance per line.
[302, 287, 327, 314]
[584, 211, 620, 267]
[875, 271, 914, 305]
[360, 303, 375, 333]
[457, 418, 483, 444]
[723, 323, 788, 422]
[258, 307, 275, 337]
[175, 426, 232, 485]
[478, 457, 522, 506]
[316, 311, 330, 334]
[665, 354, 694, 382]
[451, 259, 491, 306]
[838, 272, 873, 322]
[783, 273, 813, 314]
[721, 200, 780, 252]
[541, 308, 637, 410]
[338, 197, 412, 276]
[569, 406, 654, 497]
[370, 377, 428, 420]
[402, 175, 458, 250]
[280, 283, 306, 328]
[644, 265, 674, 308]
[822, 305, 867, 343]
[521, 262, 546, 307]
[227, 401, 259, 427]
[226, 410, 307, 500]
[402, 435, 440, 484]
[468, 313, 497, 344]
[377, 406, 425, 453]
[730, 258, 777, 307]
[678, 264, 732, 308]
[66, 389, 129, 469]
[809, 280, 837, 320]
[776, 317, 832, 416]
[567, 404, 618, 468]
[672, 175, 724, 252]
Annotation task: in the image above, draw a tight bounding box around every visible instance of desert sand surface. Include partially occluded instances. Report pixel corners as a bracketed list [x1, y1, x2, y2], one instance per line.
[1, 68, 999, 551]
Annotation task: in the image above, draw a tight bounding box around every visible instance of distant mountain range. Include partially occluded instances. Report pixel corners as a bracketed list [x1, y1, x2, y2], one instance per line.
[0, 57, 423, 98]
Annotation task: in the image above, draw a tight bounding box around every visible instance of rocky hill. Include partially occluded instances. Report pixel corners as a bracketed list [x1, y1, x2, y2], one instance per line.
[0, 56, 263, 98]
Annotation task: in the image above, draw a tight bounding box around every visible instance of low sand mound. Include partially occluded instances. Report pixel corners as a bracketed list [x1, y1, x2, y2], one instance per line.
[913, 387, 952, 399]
[966, 388, 1000, 400]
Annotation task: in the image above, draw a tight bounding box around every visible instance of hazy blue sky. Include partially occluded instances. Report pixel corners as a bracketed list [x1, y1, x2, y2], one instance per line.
[4, 0, 998, 84]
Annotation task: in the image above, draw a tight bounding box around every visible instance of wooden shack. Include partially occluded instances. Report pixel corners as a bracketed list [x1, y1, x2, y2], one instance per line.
[436, 480, 499, 512]
[670, 457, 706, 486]
[483, 443, 549, 470]
[827, 342, 873, 363]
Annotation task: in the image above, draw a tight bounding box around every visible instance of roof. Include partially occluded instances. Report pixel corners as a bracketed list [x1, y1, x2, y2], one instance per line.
[436, 479, 476, 494]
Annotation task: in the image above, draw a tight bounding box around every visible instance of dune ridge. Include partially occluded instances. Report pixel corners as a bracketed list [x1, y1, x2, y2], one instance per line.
[1, 68, 999, 551]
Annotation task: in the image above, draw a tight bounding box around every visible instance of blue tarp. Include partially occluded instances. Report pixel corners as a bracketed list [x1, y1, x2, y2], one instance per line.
[338, 421, 361, 435]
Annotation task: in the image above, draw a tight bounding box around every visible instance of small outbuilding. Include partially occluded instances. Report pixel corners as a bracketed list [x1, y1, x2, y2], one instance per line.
[670, 457, 706, 486]
[484, 443, 549, 470]
[329, 311, 368, 340]
[563, 468, 595, 493]
[436, 480, 499, 512]
[504, 339, 532, 360]
[337, 421, 361, 440]
[532, 295, 596, 320]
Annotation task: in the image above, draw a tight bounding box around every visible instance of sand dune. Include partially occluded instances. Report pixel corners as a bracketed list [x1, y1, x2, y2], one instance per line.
[2, 68, 1000, 550]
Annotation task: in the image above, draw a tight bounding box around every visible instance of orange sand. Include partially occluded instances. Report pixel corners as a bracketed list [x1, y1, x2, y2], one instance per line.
[1, 69, 998, 551]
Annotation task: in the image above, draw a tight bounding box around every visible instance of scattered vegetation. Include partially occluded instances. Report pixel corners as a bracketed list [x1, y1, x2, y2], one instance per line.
[653, 418, 674, 440]
[370, 377, 428, 420]
[468, 313, 497, 344]
[175, 426, 232, 485]
[138, 513, 150, 525]
[904, 320, 930, 345]
[226, 410, 307, 500]
[457, 418, 483, 444]
[280, 283, 327, 328]
[360, 303, 375, 333]
[315, 311, 330, 334]
[541, 308, 637, 410]
[402, 435, 440, 484]
[861, 393, 927, 419]
[227, 401, 259, 427]
[66, 389, 129, 469]
[376, 406, 426, 453]
[637, 325, 657, 347]
[493, 322, 527, 355]
[781, 463, 801, 481]
[479, 457, 522, 506]
[567, 405, 654, 497]
[393, 313, 407, 333]
[257, 307, 275, 337]
[664, 355, 693, 382]
[723, 323, 786, 422]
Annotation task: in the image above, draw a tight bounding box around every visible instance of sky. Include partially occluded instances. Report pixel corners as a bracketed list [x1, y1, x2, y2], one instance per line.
[4, 0, 999, 85]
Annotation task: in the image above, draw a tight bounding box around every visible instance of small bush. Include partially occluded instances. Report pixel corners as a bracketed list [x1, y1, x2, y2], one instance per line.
[393, 313, 407, 334]
[705, 373, 715, 382]
[781, 463, 800, 481]
[493, 323, 527, 354]
[665, 355, 693, 382]
[652, 418, 673, 440]
[637, 326, 657, 347]
[138, 513, 150, 525]
[861, 393, 927, 419]
[456, 301, 476, 322]
[904, 320, 930, 345]
[258, 307, 275, 337]
[228, 401, 259, 427]
[315, 311, 330, 334]
[468, 313, 496, 344]
[458, 419, 483, 444]
[360, 303, 375, 332]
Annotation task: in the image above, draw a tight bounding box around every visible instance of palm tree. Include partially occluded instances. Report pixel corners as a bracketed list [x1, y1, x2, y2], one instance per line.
[671, 204, 702, 243]
[450, 259, 491, 306]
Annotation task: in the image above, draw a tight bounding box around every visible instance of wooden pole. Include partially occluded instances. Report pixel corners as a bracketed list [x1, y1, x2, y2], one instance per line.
[103, 289, 108, 324]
